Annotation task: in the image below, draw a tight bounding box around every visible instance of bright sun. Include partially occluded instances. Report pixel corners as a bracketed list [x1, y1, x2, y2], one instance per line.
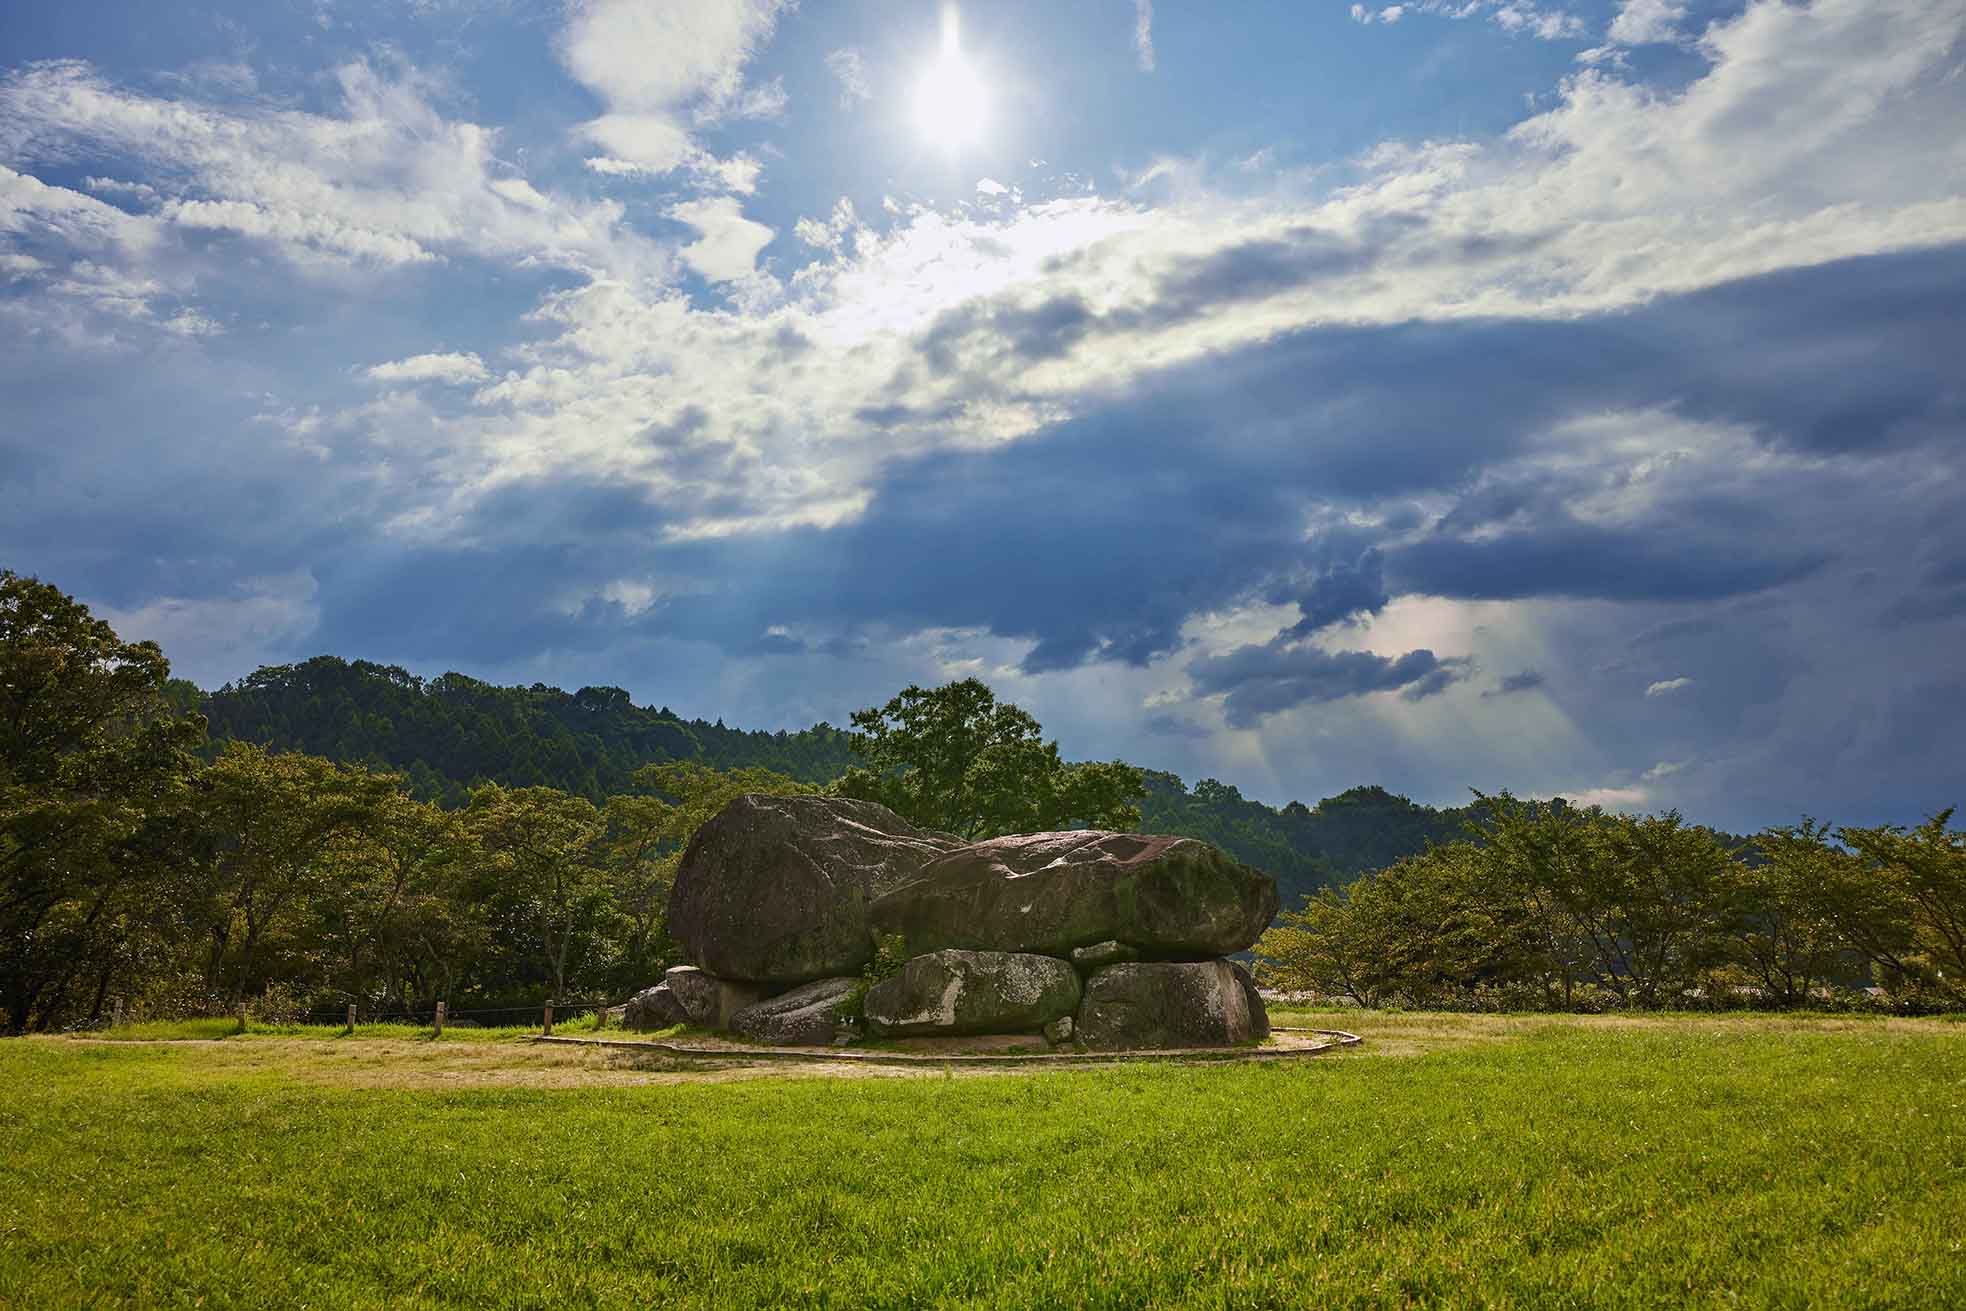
[913, 7, 987, 150]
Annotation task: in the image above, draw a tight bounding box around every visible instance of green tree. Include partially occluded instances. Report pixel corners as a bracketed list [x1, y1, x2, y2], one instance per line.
[1838, 811, 1966, 1001]
[186, 743, 399, 1004]
[0, 571, 205, 1032]
[310, 792, 468, 1012]
[833, 678, 1143, 838]
[465, 784, 606, 1001]
[1254, 843, 1539, 1006]
[1724, 820, 1858, 1005]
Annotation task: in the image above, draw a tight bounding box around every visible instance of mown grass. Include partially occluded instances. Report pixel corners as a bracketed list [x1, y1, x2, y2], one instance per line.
[3, 1012, 1963, 1308]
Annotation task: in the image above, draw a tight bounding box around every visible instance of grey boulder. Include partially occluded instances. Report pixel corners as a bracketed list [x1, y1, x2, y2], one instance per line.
[1076, 960, 1270, 1050]
[868, 831, 1279, 960]
[663, 965, 766, 1030]
[1228, 960, 1271, 1041]
[863, 950, 1081, 1038]
[1071, 940, 1139, 972]
[729, 977, 860, 1046]
[621, 983, 686, 1031]
[666, 794, 963, 984]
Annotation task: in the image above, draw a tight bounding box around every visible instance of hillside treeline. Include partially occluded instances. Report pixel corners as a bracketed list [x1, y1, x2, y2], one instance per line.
[200, 656, 860, 804]
[1254, 795, 1966, 1012]
[195, 658, 1483, 907]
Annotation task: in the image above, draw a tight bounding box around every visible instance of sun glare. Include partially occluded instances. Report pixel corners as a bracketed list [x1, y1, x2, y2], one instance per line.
[913, 6, 987, 150]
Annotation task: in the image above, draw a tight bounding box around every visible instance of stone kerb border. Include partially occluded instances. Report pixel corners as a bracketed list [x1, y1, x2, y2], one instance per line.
[533, 1026, 1361, 1067]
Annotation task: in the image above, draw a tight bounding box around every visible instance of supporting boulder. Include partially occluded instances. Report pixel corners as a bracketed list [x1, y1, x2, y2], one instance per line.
[1076, 960, 1269, 1050]
[729, 977, 860, 1046]
[868, 831, 1279, 960]
[666, 794, 963, 984]
[1228, 960, 1271, 1041]
[621, 983, 687, 1031]
[863, 949, 1081, 1038]
[662, 965, 766, 1030]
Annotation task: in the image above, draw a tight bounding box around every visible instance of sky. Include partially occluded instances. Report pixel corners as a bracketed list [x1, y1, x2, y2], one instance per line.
[3, 0, 1963, 832]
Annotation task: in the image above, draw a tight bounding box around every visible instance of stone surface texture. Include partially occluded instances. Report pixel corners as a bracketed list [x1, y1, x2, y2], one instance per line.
[728, 977, 860, 1046]
[667, 794, 963, 984]
[1227, 960, 1271, 1041]
[1075, 960, 1270, 1050]
[868, 831, 1279, 959]
[1071, 940, 1140, 972]
[662, 965, 766, 1030]
[621, 982, 686, 1031]
[863, 949, 1081, 1038]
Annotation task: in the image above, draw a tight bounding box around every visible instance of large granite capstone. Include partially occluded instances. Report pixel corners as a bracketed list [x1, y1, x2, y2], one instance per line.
[1076, 960, 1269, 1050]
[866, 831, 1279, 960]
[863, 949, 1081, 1038]
[667, 794, 963, 983]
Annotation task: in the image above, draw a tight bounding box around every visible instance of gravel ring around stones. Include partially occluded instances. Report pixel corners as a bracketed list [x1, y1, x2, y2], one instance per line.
[533, 1027, 1361, 1066]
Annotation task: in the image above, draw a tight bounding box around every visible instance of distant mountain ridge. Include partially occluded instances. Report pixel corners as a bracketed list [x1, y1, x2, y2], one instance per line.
[195, 655, 1489, 908]
[197, 656, 860, 807]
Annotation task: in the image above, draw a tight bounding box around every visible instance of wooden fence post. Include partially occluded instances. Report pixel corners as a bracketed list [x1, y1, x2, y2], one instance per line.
[543, 999, 555, 1036]
[110, 999, 123, 1030]
[345, 1002, 356, 1035]
[433, 1001, 445, 1038]
[237, 1003, 249, 1034]
[592, 1000, 606, 1031]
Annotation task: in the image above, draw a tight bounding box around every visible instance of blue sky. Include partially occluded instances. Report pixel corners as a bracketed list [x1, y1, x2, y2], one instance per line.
[3, 0, 1963, 831]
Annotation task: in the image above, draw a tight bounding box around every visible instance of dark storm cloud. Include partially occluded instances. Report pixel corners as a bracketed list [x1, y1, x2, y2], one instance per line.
[1187, 642, 1471, 726]
[13, 244, 1965, 767]
[1271, 551, 1390, 638]
[1144, 228, 1371, 325]
[721, 250, 1955, 662]
[270, 242, 1966, 711]
[1483, 670, 1547, 698]
[1386, 519, 1827, 603]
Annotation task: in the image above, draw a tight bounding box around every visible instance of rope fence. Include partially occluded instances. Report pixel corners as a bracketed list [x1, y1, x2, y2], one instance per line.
[89, 995, 626, 1036]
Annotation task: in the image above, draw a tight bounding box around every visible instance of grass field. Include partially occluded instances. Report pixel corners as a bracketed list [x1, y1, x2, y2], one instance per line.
[4, 1012, 1963, 1308]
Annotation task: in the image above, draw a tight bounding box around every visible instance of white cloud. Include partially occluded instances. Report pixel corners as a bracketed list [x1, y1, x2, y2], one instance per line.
[825, 47, 871, 107]
[585, 145, 762, 195]
[1642, 759, 1688, 781]
[975, 178, 1008, 197]
[162, 307, 222, 336]
[364, 352, 490, 386]
[1363, 2, 1586, 39]
[0, 58, 655, 278]
[557, 0, 790, 169]
[360, 0, 1966, 549]
[1135, 1, 1157, 72]
[9, 0, 1962, 557]
[1646, 677, 1694, 696]
[89, 572, 321, 689]
[1608, 0, 1687, 46]
[669, 196, 774, 283]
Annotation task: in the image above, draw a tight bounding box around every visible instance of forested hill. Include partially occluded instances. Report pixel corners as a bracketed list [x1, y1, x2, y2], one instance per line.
[197, 657, 859, 807]
[196, 655, 1483, 906]
[1134, 773, 1475, 904]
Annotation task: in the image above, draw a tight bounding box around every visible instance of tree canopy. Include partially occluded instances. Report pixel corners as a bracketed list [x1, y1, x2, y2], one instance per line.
[833, 678, 1145, 839]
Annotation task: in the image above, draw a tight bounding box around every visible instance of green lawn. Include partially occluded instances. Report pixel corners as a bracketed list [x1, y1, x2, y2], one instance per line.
[3, 1012, 1963, 1308]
